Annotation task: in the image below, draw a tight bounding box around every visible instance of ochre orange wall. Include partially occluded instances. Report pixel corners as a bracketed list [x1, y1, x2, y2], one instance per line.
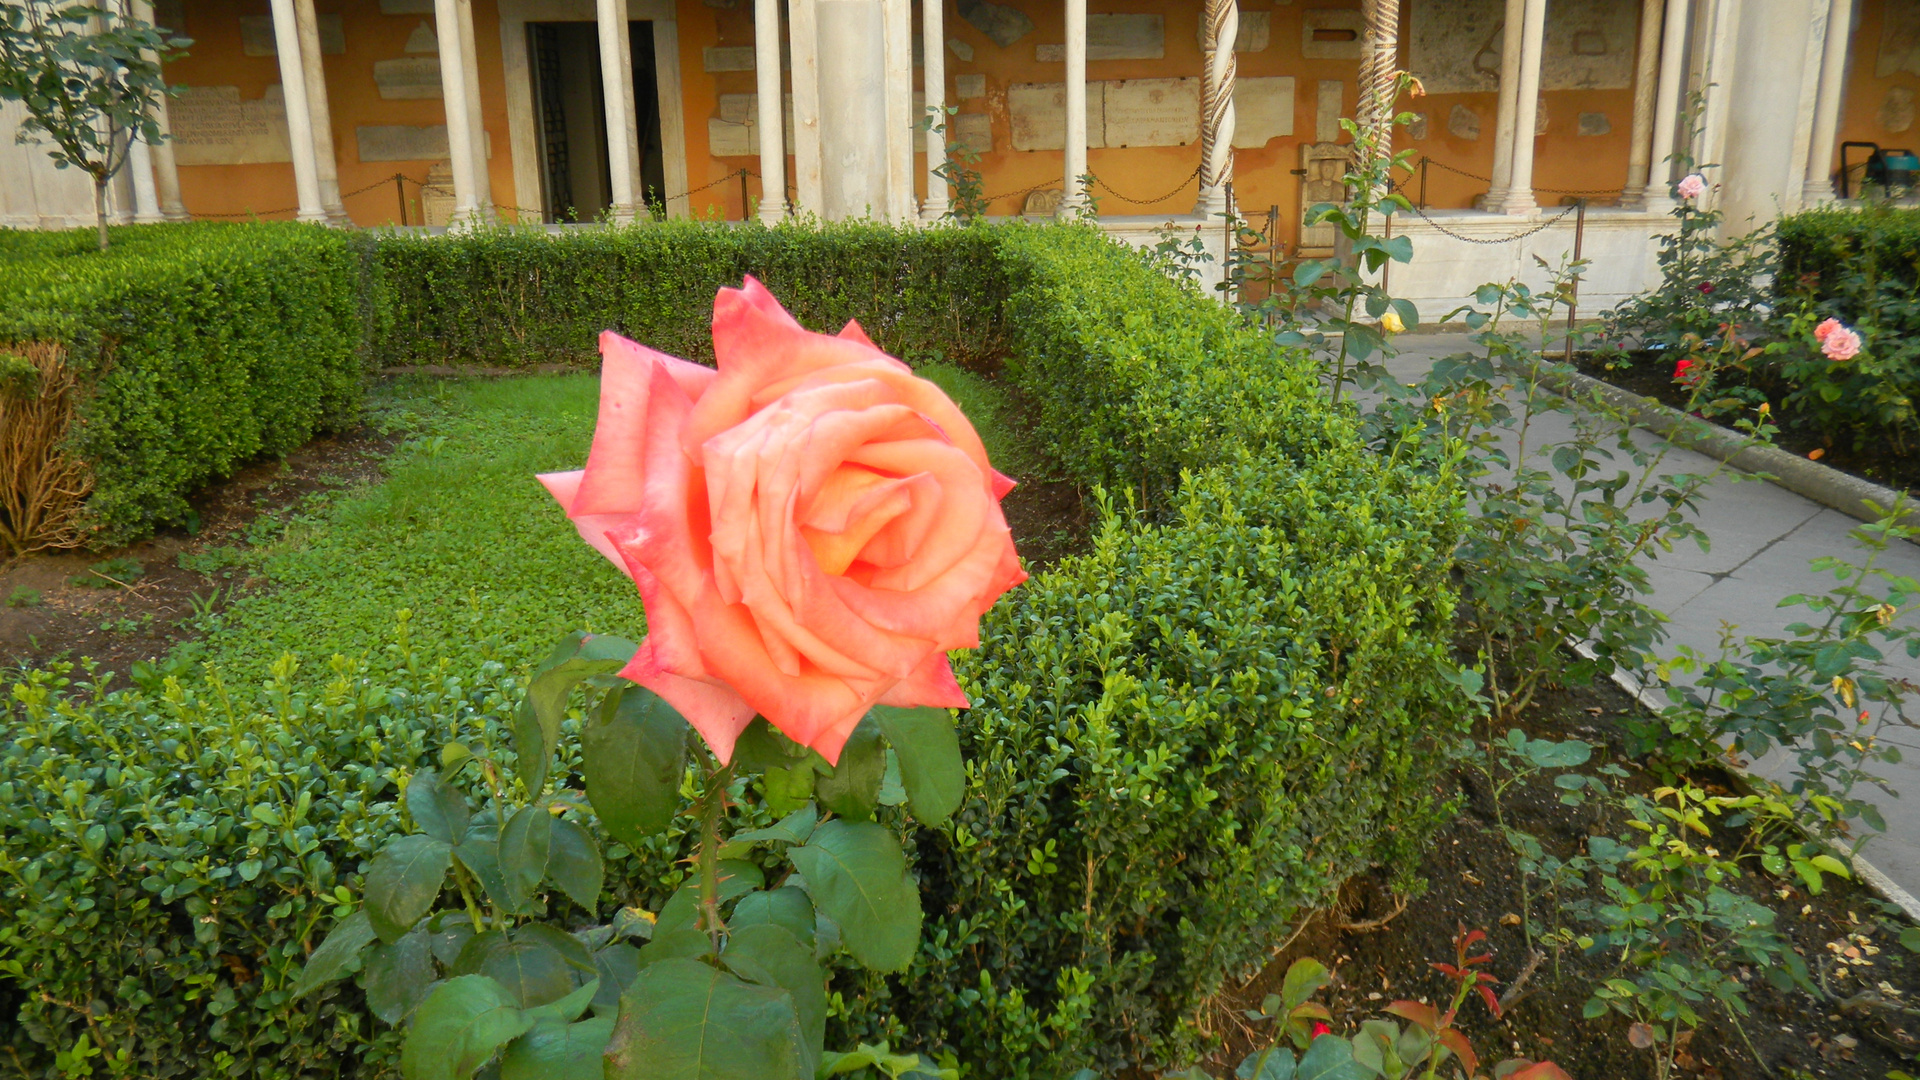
[164, 0, 517, 224]
[1832, 0, 1920, 194]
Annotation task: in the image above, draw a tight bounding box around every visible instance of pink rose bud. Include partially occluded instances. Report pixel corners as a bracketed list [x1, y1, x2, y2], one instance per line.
[1676, 174, 1706, 200]
[1814, 317, 1842, 342]
[1822, 326, 1862, 362]
[540, 278, 1026, 766]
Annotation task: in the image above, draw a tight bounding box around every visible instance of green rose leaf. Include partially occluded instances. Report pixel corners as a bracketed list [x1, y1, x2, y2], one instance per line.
[453, 825, 510, 911]
[365, 834, 453, 943]
[407, 767, 470, 845]
[1297, 1034, 1370, 1080]
[523, 978, 599, 1024]
[1237, 1047, 1297, 1080]
[603, 957, 802, 1080]
[546, 816, 604, 911]
[455, 927, 581, 1009]
[731, 886, 816, 949]
[733, 718, 812, 773]
[724, 923, 827, 1074]
[731, 804, 819, 847]
[363, 926, 436, 1024]
[290, 909, 377, 999]
[787, 820, 923, 973]
[814, 717, 885, 823]
[499, 804, 553, 911]
[870, 706, 966, 827]
[518, 632, 638, 795]
[399, 975, 534, 1080]
[499, 1016, 614, 1080]
[583, 685, 689, 849]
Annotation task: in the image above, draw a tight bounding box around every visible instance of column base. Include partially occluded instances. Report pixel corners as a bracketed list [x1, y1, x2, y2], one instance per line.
[1801, 182, 1838, 206]
[161, 206, 190, 222]
[133, 212, 168, 225]
[919, 199, 951, 223]
[296, 209, 331, 224]
[325, 205, 353, 227]
[757, 203, 790, 226]
[1486, 194, 1538, 216]
[1193, 185, 1230, 218]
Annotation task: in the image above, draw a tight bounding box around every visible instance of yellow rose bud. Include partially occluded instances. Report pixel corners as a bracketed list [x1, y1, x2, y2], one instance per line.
[1380, 310, 1406, 335]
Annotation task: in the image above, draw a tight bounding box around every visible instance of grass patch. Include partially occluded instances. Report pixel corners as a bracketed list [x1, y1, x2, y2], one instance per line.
[190, 365, 1042, 683]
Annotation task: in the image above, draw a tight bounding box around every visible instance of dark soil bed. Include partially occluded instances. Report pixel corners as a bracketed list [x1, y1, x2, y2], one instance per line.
[1574, 352, 1920, 499]
[0, 427, 395, 679]
[1221, 668, 1920, 1080]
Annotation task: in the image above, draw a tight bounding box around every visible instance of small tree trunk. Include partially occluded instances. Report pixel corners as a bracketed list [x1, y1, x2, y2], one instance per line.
[93, 178, 110, 251]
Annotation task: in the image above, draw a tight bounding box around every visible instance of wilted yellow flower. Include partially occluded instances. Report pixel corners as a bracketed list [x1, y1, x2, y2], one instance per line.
[1380, 310, 1406, 334]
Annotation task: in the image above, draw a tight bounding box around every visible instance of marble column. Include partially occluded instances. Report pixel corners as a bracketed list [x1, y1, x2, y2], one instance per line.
[1803, 0, 1854, 204]
[1491, 0, 1545, 214]
[431, 0, 485, 224]
[883, 0, 914, 221]
[128, 0, 185, 220]
[920, 0, 949, 220]
[1483, 0, 1526, 207]
[1059, 0, 1088, 217]
[1637, 0, 1690, 209]
[454, 0, 491, 211]
[788, 0, 823, 217]
[754, 0, 789, 223]
[818, 0, 888, 219]
[126, 136, 162, 222]
[266, 0, 326, 222]
[292, 0, 346, 222]
[598, 0, 641, 222]
[1194, 0, 1237, 217]
[1358, 0, 1398, 159]
[1622, 0, 1663, 204]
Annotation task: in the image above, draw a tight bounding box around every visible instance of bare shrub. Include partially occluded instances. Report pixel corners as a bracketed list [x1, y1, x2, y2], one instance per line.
[0, 342, 93, 554]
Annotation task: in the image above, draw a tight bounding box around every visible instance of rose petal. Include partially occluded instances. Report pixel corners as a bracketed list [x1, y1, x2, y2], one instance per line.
[876, 651, 970, 709]
[617, 641, 757, 764]
[572, 332, 704, 518]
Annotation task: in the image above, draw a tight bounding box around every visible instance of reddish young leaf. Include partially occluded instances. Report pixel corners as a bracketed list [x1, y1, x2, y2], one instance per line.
[1384, 1000, 1440, 1033]
[1502, 1061, 1574, 1080]
[1475, 982, 1502, 1018]
[1626, 1023, 1655, 1049]
[1436, 1028, 1479, 1078]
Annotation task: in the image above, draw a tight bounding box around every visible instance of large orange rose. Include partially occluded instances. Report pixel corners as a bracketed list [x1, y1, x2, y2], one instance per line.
[540, 278, 1025, 765]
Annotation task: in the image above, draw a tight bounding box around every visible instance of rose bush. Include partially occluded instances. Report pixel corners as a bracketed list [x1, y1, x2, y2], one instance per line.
[540, 277, 1024, 765]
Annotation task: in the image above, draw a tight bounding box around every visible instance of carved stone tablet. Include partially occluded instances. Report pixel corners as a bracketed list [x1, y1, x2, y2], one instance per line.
[1302, 10, 1364, 59]
[169, 84, 290, 165]
[956, 73, 986, 100]
[240, 12, 344, 57]
[710, 92, 799, 155]
[1876, 0, 1920, 77]
[1408, 0, 1638, 94]
[1103, 78, 1199, 147]
[957, 0, 1033, 49]
[1578, 111, 1611, 136]
[1022, 188, 1062, 217]
[357, 124, 493, 161]
[374, 57, 443, 100]
[1036, 14, 1165, 61]
[420, 161, 455, 226]
[378, 0, 434, 12]
[1884, 86, 1916, 133]
[1406, 111, 1430, 140]
[1316, 79, 1343, 142]
[1233, 76, 1294, 148]
[1297, 142, 1351, 256]
[952, 112, 992, 154]
[1009, 81, 1106, 151]
[703, 45, 756, 72]
[1447, 103, 1481, 139]
[947, 37, 974, 61]
[404, 21, 437, 53]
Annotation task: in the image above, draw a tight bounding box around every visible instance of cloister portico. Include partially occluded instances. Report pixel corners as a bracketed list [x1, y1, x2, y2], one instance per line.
[2, 0, 1916, 313]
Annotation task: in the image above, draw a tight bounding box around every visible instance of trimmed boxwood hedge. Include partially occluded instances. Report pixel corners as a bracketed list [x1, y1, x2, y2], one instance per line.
[0, 223, 373, 546]
[0, 220, 1465, 1079]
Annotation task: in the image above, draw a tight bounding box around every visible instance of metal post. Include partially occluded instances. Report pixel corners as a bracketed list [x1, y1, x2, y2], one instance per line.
[1565, 199, 1587, 363]
[1382, 209, 1392, 294]
[740, 169, 750, 220]
[1419, 157, 1428, 208]
[396, 174, 408, 226]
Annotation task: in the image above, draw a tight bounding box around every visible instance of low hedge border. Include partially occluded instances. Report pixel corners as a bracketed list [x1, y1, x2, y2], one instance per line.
[0, 220, 1467, 1080]
[0, 223, 371, 548]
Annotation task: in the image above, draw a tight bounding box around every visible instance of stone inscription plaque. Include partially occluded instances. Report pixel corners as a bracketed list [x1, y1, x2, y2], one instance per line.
[1103, 78, 1198, 147]
[1315, 79, 1343, 143]
[1879, 0, 1920, 78]
[1302, 10, 1364, 59]
[956, 72, 986, 99]
[952, 112, 991, 154]
[704, 45, 756, 72]
[404, 21, 437, 53]
[709, 93, 798, 156]
[1233, 76, 1294, 148]
[357, 124, 493, 162]
[375, 57, 442, 100]
[240, 12, 344, 57]
[1036, 13, 1164, 61]
[1009, 81, 1106, 151]
[169, 85, 290, 165]
[1408, 0, 1638, 94]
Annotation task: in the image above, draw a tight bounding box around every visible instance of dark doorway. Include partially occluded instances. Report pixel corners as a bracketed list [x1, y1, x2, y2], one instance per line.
[526, 21, 666, 222]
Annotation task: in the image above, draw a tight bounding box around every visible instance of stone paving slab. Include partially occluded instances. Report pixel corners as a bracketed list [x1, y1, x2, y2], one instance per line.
[1383, 333, 1920, 907]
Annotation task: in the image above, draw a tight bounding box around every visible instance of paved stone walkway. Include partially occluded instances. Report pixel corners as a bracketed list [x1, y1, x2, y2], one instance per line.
[1385, 333, 1920, 908]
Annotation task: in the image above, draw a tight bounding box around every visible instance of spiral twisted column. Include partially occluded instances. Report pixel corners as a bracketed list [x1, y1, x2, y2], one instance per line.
[1357, 0, 1400, 167]
[1194, 0, 1238, 217]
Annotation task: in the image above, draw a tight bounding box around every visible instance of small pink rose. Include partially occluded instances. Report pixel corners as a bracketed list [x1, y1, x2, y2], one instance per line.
[1822, 326, 1862, 362]
[1814, 317, 1842, 342]
[1676, 174, 1706, 200]
[541, 278, 1026, 764]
